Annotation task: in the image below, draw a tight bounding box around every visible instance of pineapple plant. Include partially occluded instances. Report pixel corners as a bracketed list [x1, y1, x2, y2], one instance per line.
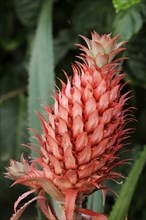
[5, 32, 132, 220]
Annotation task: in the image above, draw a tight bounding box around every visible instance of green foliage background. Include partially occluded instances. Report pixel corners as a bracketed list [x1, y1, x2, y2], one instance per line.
[0, 0, 146, 219]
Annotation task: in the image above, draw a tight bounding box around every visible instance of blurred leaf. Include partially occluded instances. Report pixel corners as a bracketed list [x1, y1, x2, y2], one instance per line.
[126, 29, 146, 88]
[109, 146, 146, 220]
[87, 190, 104, 213]
[0, 39, 21, 51]
[54, 29, 77, 65]
[0, 46, 28, 160]
[14, 93, 26, 158]
[15, 0, 43, 26]
[113, 0, 142, 12]
[0, 1, 26, 52]
[0, 99, 18, 159]
[0, 97, 28, 161]
[112, 2, 145, 41]
[71, 0, 115, 35]
[28, 0, 54, 151]
[135, 108, 146, 143]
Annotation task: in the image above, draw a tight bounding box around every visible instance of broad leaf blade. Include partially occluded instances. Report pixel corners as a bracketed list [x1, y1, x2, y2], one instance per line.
[28, 0, 54, 154]
[109, 146, 146, 220]
[112, 2, 145, 41]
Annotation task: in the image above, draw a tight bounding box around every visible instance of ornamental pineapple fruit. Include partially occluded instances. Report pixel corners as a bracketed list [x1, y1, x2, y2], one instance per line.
[5, 32, 132, 220]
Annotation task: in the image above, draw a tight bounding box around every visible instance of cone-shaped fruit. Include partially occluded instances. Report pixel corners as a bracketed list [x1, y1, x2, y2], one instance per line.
[5, 32, 132, 220]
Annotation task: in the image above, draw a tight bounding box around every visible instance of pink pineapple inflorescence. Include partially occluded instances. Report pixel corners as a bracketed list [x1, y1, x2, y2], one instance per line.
[5, 32, 133, 220]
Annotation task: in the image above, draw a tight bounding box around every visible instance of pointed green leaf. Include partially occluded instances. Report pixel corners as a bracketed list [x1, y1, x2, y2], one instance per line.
[28, 0, 54, 154]
[109, 146, 146, 220]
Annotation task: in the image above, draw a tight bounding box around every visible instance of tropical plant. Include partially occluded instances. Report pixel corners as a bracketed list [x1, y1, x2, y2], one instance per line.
[0, 0, 146, 219]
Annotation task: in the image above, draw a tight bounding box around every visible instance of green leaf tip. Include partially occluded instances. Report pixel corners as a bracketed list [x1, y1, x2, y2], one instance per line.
[112, 0, 142, 13]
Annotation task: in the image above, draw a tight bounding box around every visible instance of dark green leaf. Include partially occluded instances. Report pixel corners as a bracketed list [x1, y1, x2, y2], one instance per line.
[54, 29, 77, 65]
[0, 97, 28, 160]
[15, 93, 26, 158]
[71, 0, 115, 35]
[126, 29, 146, 88]
[113, 0, 142, 12]
[0, 99, 19, 159]
[15, 0, 43, 26]
[109, 146, 146, 220]
[0, 1, 26, 51]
